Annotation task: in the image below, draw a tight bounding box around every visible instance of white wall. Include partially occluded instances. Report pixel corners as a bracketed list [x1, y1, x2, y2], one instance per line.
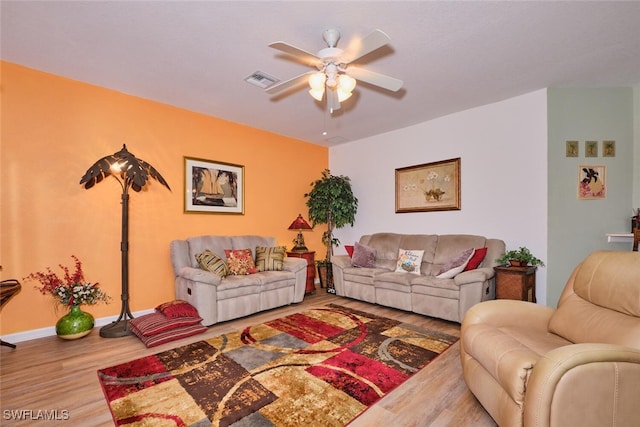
[330, 90, 549, 303]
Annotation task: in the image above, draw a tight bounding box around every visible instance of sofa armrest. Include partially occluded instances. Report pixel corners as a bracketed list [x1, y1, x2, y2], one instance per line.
[282, 257, 307, 273]
[331, 255, 352, 269]
[453, 267, 493, 285]
[462, 299, 555, 332]
[177, 266, 222, 286]
[524, 343, 640, 427]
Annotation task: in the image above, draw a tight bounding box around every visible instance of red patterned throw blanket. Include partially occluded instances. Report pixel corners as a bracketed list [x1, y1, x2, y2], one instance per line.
[98, 304, 458, 426]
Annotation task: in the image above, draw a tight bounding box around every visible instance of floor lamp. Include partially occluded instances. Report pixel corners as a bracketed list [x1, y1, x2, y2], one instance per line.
[80, 144, 171, 338]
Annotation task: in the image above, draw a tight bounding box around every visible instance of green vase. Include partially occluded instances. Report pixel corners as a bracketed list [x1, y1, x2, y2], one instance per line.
[56, 305, 94, 340]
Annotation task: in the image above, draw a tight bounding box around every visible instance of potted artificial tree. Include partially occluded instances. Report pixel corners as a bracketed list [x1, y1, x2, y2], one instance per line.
[305, 169, 358, 293]
[496, 246, 545, 267]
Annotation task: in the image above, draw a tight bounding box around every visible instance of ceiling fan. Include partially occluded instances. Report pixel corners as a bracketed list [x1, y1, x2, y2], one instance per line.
[265, 29, 403, 113]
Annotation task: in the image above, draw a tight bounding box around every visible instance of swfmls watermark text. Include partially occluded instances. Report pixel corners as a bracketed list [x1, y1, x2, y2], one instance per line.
[3, 409, 70, 421]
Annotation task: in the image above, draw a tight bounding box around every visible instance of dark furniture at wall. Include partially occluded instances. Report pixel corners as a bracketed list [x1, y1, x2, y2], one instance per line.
[494, 265, 536, 303]
[1, 279, 22, 348]
[287, 251, 316, 295]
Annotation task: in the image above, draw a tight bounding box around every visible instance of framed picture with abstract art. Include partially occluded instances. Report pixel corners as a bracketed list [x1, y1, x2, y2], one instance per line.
[184, 157, 244, 214]
[578, 165, 606, 199]
[395, 157, 461, 213]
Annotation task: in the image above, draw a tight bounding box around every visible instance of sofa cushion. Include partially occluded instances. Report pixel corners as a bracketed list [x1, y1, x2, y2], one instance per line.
[464, 247, 488, 271]
[352, 242, 376, 268]
[394, 249, 424, 274]
[130, 312, 204, 337]
[255, 246, 286, 272]
[131, 323, 207, 348]
[195, 249, 230, 278]
[155, 300, 200, 319]
[436, 248, 474, 278]
[225, 249, 258, 275]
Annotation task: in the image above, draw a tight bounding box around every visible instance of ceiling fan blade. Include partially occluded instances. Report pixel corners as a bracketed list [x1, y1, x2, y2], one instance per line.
[326, 88, 341, 113]
[346, 66, 403, 92]
[265, 71, 314, 95]
[343, 29, 391, 64]
[268, 42, 321, 67]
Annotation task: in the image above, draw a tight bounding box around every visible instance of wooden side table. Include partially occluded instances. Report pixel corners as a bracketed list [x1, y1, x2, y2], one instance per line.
[287, 251, 316, 295]
[494, 266, 537, 302]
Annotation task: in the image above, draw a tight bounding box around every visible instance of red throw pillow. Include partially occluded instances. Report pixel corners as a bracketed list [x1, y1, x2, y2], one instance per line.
[155, 300, 200, 319]
[345, 245, 355, 258]
[464, 247, 488, 271]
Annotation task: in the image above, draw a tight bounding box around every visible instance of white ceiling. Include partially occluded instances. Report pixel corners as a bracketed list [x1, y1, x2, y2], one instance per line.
[2, 1, 640, 146]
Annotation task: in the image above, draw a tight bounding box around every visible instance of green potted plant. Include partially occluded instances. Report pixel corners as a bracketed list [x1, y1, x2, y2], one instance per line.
[305, 169, 358, 291]
[496, 246, 545, 267]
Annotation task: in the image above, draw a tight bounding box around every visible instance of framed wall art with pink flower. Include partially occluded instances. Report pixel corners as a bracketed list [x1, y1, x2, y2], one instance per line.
[578, 165, 606, 199]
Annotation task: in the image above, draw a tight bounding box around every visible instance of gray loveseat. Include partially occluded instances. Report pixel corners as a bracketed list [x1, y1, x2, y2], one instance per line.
[331, 233, 505, 323]
[170, 235, 307, 326]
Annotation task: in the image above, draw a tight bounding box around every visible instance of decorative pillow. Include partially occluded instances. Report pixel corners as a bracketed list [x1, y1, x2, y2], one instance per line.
[351, 242, 376, 268]
[155, 300, 200, 319]
[129, 312, 203, 337]
[345, 245, 355, 258]
[464, 247, 488, 271]
[255, 246, 286, 272]
[195, 249, 229, 278]
[224, 249, 257, 275]
[131, 323, 207, 348]
[436, 248, 475, 279]
[394, 249, 425, 275]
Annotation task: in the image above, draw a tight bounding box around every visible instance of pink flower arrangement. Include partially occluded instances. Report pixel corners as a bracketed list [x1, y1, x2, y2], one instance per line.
[24, 255, 110, 307]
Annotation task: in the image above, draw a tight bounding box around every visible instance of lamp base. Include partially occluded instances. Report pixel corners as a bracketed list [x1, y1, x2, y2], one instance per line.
[290, 244, 309, 252]
[99, 319, 133, 338]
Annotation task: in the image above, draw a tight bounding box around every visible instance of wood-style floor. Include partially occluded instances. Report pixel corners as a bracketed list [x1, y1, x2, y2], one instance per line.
[0, 292, 497, 426]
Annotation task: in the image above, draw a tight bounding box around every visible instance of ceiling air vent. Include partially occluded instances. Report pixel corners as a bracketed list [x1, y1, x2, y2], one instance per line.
[245, 71, 279, 89]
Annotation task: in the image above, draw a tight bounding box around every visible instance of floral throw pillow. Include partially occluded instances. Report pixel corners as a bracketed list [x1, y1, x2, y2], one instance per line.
[395, 249, 424, 275]
[224, 249, 257, 275]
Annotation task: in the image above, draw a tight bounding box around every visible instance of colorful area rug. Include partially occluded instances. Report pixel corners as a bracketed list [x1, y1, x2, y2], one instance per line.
[98, 304, 458, 426]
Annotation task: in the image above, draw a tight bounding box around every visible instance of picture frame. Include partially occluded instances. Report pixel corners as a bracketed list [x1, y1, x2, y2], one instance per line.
[184, 157, 244, 214]
[578, 164, 606, 200]
[602, 140, 615, 157]
[565, 140, 578, 157]
[585, 141, 598, 157]
[395, 157, 461, 213]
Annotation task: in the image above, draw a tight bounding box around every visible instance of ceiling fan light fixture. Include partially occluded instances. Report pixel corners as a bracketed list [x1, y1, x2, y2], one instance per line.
[337, 88, 352, 103]
[309, 72, 326, 90]
[309, 88, 325, 101]
[338, 74, 356, 93]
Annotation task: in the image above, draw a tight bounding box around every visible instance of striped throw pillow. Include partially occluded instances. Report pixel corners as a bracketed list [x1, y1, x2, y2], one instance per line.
[195, 249, 229, 278]
[255, 246, 286, 272]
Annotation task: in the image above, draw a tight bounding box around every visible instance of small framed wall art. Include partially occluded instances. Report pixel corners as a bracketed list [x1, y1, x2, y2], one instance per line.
[585, 141, 598, 157]
[184, 157, 244, 214]
[602, 140, 615, 157]
[395, 157, 461, 213]
[578, 165, 606, 199]
[565, 141, 579, 157]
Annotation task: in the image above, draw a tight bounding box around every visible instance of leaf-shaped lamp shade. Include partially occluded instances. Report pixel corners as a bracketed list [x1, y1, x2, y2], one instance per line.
[79, 144, 171, 192]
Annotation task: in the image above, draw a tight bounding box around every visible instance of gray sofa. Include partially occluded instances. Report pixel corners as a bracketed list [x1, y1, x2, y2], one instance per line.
[331, 233, 505, 323]
[170, 235, 307, 326]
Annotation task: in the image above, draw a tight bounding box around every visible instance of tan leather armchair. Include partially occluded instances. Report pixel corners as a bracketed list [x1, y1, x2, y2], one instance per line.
[460, 251, 640, 427]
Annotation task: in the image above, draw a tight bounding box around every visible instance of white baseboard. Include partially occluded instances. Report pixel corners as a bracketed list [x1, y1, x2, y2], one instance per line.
[0, 308, 154, 343]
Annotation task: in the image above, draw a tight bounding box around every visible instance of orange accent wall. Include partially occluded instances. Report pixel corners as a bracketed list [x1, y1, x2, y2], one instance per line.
[0, 61, 327, 335]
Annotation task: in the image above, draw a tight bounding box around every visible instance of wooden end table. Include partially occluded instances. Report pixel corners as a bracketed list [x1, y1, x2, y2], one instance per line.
[494, 266, 537, 302]
[287, 251, 316, 295]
